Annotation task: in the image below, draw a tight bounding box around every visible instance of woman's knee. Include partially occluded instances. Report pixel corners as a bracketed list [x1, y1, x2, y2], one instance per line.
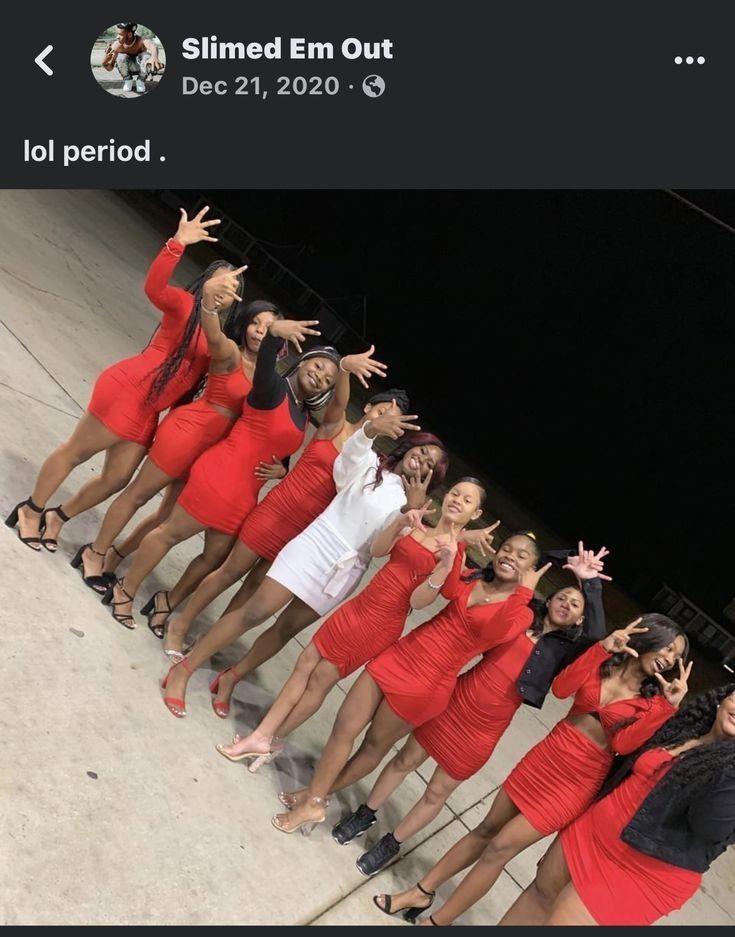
[394, 745, 426, 775]
[478, 832, 518, 866]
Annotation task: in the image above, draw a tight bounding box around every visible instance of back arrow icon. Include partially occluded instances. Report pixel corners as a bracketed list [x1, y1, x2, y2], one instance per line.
[35, 45, 53, 76]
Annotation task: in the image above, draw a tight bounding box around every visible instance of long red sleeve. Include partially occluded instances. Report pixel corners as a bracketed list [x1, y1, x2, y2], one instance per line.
[440, 544, 467, 601]
[609, 695, 677, 755]
[480, 584, 534, 650]
[552, 641, 611, 700]
[144, 240, 192, 330]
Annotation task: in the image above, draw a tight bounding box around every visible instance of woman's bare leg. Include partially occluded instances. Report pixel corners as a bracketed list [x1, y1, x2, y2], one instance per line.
[105, 481, 183, 574]
[498, 834, 570, 926]
[328, 700, 414, 794]
[217, 642, 325, 758]
[364, 735, 430, 812]
[212, 598, 319, 710]
[374, 790, 519, 916]
[544, 883, 596, 926]
[161, 576, 294, 710]
[81, 460, 173, 579]
[157, 527, 236, 614]
[424, 811, 544, 925]
[393, 767, 461, 844]
[20, 412, 132, 542]
[272, 672, 386, 833]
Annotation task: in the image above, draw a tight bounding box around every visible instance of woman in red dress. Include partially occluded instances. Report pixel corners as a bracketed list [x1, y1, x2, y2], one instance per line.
[76, 269, 281, 612]
[4, 208, 220, 581]
[270, 532, 550, 834]
[215, 478, 487, 760]
[358, 544, 609, 881]
[101, 317, 339, 632]
[157, 355, 395, 665]
[383, 615, 690, 926]
[504, 683, 735, 926]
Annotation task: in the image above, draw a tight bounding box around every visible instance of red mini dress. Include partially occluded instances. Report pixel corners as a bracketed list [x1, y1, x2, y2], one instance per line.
[502, 642, 677, 835]
[415, 630, 535, 781]
[148, 366, 251, 480]
[561, 748, 700, 925]
[238, 433, 339, 560]
[88, 241, 209, 447]
[366, 577, 534, 727]
[314, 535, 462, 679]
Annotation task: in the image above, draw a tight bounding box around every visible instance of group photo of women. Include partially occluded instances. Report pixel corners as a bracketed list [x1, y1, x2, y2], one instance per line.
[2, 191, 733, 927]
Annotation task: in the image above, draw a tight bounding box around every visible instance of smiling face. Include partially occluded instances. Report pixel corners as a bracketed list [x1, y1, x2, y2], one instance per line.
[713, 690, 735, 740]
[296, 355, 338, 397]
[244, 311, 276, 354]
[546, 587, 585, 630]
[399, 445, 443, 483]
[638, 635, 688, 677]
[492, 535, 538, 582]
[440, 481, 484, 527]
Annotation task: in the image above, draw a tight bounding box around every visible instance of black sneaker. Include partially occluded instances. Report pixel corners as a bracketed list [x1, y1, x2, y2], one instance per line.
[331, 803, 377, 845]
[356, 832, 401, 876]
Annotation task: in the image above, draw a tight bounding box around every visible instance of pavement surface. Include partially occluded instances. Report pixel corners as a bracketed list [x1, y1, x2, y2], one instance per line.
[0, 190, 732, 926]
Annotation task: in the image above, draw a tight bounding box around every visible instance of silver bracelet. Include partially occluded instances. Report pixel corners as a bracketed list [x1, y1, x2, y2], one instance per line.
[426, 577, 444, 590]
[339, 359, 349, 373]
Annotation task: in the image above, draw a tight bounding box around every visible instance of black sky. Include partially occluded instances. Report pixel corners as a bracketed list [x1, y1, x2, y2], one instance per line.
[185, 190, 734, 623]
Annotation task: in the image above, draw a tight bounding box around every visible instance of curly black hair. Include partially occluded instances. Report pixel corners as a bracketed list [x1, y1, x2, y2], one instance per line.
[599, 613, 688, 699]
[145, 260, 238, 406]
[597, 684, 735, 812]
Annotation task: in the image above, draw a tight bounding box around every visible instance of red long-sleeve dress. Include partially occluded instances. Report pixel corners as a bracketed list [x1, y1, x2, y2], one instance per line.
[87, 240, 209, 446]
[561, 748, 700, 925]
[366, 576, 535, 727]
[237, 431, 340, 560]
[502, 642, 677, 835]
[314, 538, 465, 679]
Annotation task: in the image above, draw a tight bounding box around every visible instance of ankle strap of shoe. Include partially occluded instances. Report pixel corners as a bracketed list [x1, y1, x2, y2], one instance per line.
[26, 497, 44, 514]
[417, 882, 436, 898]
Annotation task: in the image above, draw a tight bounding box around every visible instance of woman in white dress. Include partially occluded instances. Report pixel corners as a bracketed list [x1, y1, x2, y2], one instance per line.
[160, 402, 452, 717]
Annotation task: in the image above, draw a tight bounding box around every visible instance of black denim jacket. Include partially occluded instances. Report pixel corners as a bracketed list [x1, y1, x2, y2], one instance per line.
[621, 768, 735, 873]
[516, 551, 606, 709]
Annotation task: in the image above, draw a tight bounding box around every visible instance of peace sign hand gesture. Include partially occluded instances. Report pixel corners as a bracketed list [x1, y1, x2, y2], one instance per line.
[175, 206, 221, 245]
[654, 659, 693, 709]
[403, 464, 434, 511]
[402, 500, 436, 534]
[460, 521, 501, 558]
[518, 562, 553, 592]
[434, 522, 459, 569]
[601, 618, 649, 656]
[269, 319, 322, 354]
[563, 541, 613, 582]
[339, 345, 389, 389]
[367, 405, 421, 441]
[202, 265, 247, 310]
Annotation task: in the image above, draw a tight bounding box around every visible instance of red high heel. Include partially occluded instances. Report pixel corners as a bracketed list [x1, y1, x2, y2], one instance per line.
[161, 658, 193, 718]
[208, 666, 240, 718]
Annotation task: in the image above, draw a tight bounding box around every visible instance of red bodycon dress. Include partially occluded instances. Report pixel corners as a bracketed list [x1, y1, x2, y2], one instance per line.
[148, 367, 252, 480]
[87, 241, 209, 446]
[561, 749, 700, 925]
[177, 331, 307, 535]
[502, 642, 677, 835]
[366, 579, 535, 727]
[238, 432, 339, 560]
[314, 536, 465, 679]
[415, 631, 534, 781]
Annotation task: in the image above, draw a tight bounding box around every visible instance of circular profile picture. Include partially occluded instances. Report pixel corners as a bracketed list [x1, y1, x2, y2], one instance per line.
[90, 22, 166, 98]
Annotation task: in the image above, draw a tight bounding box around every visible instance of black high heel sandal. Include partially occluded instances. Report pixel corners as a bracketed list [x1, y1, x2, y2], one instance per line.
[70, 543, 110, 595]
[101, 578, 136, 630]
[38, 504, 70, 553]
[372, 882, 435, 922]
[140, 590, 172, 640]
[5, 497, 44, 551]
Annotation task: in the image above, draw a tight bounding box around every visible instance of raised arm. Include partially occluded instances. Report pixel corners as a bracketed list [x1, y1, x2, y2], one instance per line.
[199, 265, 248, 365]
[250, 318, 322, 409]
[410, 528, 464, 608]
[552, 641, 611, 699]
[332, 406, 420, 491]
[561, 542, 611, 642]
[318, 345, 388, 438]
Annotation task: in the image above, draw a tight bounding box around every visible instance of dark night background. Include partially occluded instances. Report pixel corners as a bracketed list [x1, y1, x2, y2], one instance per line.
[181, 190, 734, 626]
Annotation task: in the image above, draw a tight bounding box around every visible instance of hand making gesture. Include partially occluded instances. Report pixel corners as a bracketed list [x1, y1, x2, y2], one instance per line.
[433, 522, 460, 569]
[460, 520, 501, 558]
[601, 618, 649, 656]
[654, 658, 693, 708]
[365, 404, 421, 441]
[402, 500, 436, 534]
[339, 345, 389, 389]
[174, 206, 221, 245]
[269, 319, 322, 354]
[518, 561, 553, 592]
[563, 541, 612, 581]
[202, 265, 247, 310]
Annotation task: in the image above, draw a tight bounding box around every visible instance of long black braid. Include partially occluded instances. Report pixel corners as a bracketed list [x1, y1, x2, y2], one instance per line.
[145, 260, 238, 406]
[597, 684, 735, 814]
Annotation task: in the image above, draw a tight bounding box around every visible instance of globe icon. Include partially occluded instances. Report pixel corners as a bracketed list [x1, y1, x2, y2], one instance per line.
[362, 75, 386, 97]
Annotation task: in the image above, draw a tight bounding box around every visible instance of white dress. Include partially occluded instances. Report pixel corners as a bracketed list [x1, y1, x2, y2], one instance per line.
[266, 423, 406, 615]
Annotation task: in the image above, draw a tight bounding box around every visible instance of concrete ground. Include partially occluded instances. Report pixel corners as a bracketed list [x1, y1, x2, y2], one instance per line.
[0, 190, 732, 926]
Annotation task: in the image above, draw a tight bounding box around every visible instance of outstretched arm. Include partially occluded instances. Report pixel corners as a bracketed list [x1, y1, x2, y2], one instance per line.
[200, 265, 247, 365]
[318, 345, 388, 439]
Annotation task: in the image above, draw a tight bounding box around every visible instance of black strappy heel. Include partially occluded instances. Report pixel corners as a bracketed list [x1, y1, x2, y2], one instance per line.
[39, 505, 70, 552]
[70, 543, 110, 595]
[5, 497, 44, 551]
[101, 578, 136, 630]
[372, 882, 435, 923]
[140, 590, 172, 639]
